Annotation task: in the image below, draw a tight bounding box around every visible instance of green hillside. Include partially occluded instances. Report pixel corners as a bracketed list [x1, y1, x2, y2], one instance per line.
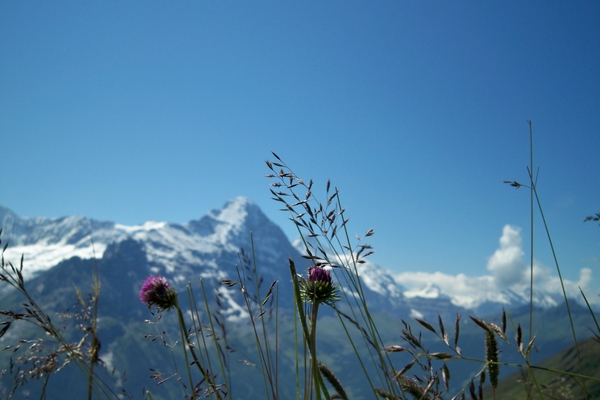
[483, 338, 600, 400]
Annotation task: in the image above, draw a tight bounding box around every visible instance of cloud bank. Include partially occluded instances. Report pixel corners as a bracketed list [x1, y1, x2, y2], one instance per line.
[395, 225, 596, 309]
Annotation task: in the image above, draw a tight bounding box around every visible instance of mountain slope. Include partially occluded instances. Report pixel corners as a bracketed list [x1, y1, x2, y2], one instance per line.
[483, 338, 600, 399]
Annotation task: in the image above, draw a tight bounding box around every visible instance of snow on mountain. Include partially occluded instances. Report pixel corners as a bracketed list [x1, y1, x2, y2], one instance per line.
[291, 235, 405, 301]
[1, 205, 117, 278]
[356, 260, 404, 300]
[1, 200, 583, 323]
[1, 198, 305, 324]
[1, 198, 294, 281]
[291, 233, 482, 319]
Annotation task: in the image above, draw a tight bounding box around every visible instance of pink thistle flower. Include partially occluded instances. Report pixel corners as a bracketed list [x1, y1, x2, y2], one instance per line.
[139, 275, 178, 310]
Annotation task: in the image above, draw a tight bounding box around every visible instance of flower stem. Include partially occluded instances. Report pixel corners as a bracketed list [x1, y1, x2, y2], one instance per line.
[310, 302, 321, 400]
[176, 301, 196, 400]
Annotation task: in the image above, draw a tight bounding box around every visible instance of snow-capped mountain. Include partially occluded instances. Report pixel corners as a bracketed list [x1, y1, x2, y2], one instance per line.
[0, 198, 572, 321]
[0, 199, 594, 400]
[1, 198, 307, 322]
[1, 198, 292, 281]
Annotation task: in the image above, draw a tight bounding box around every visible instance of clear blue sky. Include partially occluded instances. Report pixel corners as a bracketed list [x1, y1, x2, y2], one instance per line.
[2, 2, 599, 289]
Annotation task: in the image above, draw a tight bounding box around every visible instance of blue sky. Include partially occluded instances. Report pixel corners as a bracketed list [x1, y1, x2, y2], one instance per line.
[2, 2, 599, 294]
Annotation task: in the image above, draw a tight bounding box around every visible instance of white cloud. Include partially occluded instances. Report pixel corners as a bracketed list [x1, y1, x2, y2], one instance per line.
[486, 225, 526, 288]
[394, 225, 598, 309]
[527, 264, 593, 297]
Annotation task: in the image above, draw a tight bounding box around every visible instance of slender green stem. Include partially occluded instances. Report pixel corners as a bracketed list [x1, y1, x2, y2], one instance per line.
[310, 302, 322, 400]
[289, 259, 312, 400]
[289, 259, 331, 400]
[292, 272, 301, 400]
[331, 305, 378, 394]
[333, 193, 398, 397]
[39, 373, 50, 400]
[528, 119, 534, 345]
[176, 302, 196, 400]
[275, 286, 280, 398]
[249, 234, 278, 399]
[527, 119, 537, 397]
[196, 280, 230, 398]
[528, 168, 588, 397]
[234, 264, 272, 399]
[88, 246, 101, 400]
[176, 299, 224, 400]
[579, 288, 600, 335]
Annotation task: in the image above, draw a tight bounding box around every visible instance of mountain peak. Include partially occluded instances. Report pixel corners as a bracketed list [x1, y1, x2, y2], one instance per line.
[0, 199, 293, 279]
[186, 197, 273, 242]
[209, 196, 255, 228]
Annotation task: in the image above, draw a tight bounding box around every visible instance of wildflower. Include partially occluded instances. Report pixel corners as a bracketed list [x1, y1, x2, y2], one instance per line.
[139, 275, 178, 310]
[299, 266, 340, 305]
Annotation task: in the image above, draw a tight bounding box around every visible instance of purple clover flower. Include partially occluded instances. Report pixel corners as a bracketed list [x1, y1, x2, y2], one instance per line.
[139, 275, 178, 310]
[299, 266, 340, 305]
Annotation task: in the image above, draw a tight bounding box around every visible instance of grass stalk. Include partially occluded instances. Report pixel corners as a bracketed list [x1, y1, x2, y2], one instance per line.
[289, 259, 313, 400]
[526, 119, 537, 398]
[175, 302, 197, 399]
[195, 280, 230, 399]
[579, 288, 600, 337]
[528, 119, 535, 347]
[234, 263, 273, 400]
[528, 167, 589, 396]
[87, 239, 101, 400]
[249, 233, 279, 398]
[1, 251, 117, 399]
[309, 302, 322, 400]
